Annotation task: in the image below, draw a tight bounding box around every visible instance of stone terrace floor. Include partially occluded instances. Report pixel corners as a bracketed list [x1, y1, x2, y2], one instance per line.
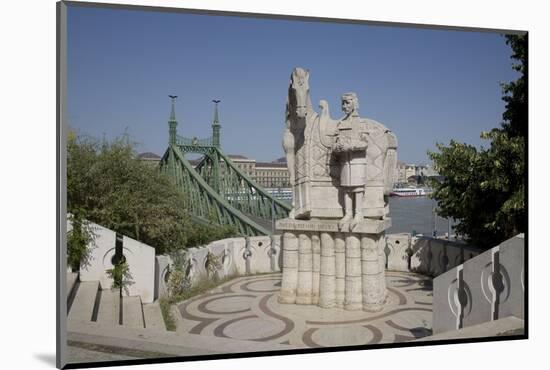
[66, 271, 434, 364]
[177, 271, 433, 348]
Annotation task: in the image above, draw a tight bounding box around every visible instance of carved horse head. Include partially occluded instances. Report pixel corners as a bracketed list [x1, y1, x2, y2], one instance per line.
[288, 67, 311, 119]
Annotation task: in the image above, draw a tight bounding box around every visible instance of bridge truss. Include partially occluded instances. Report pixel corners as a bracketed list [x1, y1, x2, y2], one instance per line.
[159, 98, 290, 236]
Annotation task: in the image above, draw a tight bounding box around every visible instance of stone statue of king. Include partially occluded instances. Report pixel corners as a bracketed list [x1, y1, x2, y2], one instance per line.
[332, 92, 369, 231]
[277, 67, 398, 312]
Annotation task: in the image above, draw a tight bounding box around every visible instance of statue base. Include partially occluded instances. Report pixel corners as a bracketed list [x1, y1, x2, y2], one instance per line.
[276, 218, 390, 312]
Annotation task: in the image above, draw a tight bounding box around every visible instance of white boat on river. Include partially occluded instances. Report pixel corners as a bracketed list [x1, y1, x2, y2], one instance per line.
[390, 187, 432, 197]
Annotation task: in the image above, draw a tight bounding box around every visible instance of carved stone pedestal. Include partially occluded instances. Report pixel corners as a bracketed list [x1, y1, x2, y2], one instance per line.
[276, 218, 390, 312]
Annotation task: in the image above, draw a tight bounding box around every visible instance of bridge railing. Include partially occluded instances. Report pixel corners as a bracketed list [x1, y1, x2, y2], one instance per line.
[176, 135, 213, 147]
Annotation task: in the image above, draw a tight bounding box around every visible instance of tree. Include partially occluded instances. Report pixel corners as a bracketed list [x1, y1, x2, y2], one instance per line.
[428, 34, 526, 249]
[500, 35, 527, 139]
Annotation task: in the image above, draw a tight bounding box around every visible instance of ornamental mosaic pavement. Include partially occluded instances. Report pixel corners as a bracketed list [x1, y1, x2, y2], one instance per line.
[177, 271, 433, 348]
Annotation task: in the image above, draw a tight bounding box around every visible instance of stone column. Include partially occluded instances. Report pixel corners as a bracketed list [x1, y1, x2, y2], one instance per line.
[361, 235, 384, 312]
[276, 218, 390, 311]
[334, 233, 346, 308]
[296, 233, 313, 304]
[319, 232, 336, 308]
[311, 233, 321, 305]
[345, 234, 362, 310]
[378, 234, 388, 302]
[278, 232, 298, 304]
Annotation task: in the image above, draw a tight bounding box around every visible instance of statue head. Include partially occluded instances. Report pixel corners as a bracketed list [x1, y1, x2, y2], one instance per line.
[289, 67, 310, 118]
[341, 92, 359, 117]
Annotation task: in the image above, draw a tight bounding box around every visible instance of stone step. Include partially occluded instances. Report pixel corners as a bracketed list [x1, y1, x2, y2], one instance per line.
[142, 302, 166, 331]
[96, 289, 120, 327]
[68, 320, 294, 357]
[67, 272, 78, 298]
[68, 281, 99, 322]
[122, 296, 144, 329]
[415, 316, 524, 342]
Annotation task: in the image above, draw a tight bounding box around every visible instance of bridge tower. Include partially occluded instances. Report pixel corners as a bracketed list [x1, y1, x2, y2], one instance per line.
[212, 99, 221, 148]
[168, 95, 178, 146]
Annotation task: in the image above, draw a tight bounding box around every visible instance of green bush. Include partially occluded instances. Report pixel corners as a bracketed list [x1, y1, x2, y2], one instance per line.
[167, 273, 237, 305]
[166, 253, 191, 300]
[159, 297, 177, 331]
[67, 212, 96, 271]
[106, 260, 133, 296]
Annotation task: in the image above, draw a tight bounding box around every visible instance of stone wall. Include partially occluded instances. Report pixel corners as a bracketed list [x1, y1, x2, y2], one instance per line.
[121, 236, 156, 303]
[70, 216, 496, 307]
[151, 232, 476, 289]
[76, 221, 117, 290]
[385, 234, 483, 277]
[432, 234, 524, 334]
[69, 219, 156, 303]
[68, 217, 281, 303]
[154, 235, 281, 300]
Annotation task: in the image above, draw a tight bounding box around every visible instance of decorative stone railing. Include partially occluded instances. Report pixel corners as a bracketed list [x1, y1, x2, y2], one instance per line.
[432, 234, 524, 334]
[69, 217, 496, 308]
[154, 235, 281, 299]
[67, 217, 281, 303]
[386, 234, 484, 277]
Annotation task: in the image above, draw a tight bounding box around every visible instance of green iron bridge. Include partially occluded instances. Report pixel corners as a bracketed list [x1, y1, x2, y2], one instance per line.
[159, 97, 291, 236]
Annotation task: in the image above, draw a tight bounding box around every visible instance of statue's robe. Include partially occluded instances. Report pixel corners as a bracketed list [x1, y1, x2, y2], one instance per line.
[333, 117, 369, 190]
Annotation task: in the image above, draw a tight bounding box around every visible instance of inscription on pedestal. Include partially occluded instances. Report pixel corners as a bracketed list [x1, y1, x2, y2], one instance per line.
[276, 218, 391, 234]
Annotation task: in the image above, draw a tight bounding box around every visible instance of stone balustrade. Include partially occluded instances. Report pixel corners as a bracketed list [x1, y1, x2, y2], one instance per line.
[154, 235, 280, 300]
[386, 234, 484, 277]
[68, 217, 281, 303]
[157, 231, 468, 305]
[432, 234, 524, 334]
[70, 217, 498, 309]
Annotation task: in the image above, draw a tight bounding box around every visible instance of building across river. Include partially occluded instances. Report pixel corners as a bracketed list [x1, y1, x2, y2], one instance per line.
[227, 155, 291, 188]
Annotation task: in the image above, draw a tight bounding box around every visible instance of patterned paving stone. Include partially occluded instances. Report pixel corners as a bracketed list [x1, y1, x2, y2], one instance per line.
[219, 316, 286, 340]
[307, 325, 378, 347]
[177, 271, 433, 348]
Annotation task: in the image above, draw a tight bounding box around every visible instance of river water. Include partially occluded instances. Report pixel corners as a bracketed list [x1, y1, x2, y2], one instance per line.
[387, 196, 456, 236]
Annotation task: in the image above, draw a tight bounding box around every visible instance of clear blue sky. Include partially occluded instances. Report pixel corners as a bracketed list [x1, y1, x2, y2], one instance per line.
[67, 5, 518, 164]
